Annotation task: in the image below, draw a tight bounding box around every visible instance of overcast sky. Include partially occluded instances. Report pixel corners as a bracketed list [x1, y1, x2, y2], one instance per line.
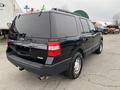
[17, 0, 120, 22]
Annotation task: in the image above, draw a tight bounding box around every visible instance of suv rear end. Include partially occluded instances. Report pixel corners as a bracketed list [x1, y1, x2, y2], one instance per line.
[6, 9, 103, 79]
[6, 11, 77, 77]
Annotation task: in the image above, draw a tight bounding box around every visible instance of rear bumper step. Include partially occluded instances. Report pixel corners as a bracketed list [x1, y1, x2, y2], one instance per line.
[7, 53, 71, 75]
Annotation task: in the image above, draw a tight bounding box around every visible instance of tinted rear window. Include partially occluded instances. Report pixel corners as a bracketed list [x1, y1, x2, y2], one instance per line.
[51, 13, 78, 38]
[15, 12, 50, 38]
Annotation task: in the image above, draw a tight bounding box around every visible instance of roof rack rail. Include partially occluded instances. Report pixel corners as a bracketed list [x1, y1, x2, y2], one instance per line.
[52, 8, 74, 15]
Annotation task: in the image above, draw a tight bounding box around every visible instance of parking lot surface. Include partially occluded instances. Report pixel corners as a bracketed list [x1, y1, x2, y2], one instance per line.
[0, 34, 120, 90]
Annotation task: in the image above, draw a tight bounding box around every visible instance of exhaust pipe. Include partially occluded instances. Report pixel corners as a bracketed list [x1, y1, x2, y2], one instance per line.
[38, 76, 49, 80]
[19, 67, 24, 71]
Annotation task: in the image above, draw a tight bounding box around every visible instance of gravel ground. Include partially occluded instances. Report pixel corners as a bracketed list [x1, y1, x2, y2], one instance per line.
[0, 34, 120, 90]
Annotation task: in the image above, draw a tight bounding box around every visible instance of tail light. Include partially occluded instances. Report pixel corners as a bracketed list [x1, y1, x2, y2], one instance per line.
[48, 42, 61, 57]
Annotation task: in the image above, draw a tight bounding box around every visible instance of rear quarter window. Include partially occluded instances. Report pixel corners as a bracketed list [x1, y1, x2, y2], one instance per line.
[51, 13, 78, 38]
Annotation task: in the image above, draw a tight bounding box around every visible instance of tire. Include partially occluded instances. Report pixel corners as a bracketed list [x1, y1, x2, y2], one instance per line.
[66, 52, 83, 79]
[95, 40, 103, 54]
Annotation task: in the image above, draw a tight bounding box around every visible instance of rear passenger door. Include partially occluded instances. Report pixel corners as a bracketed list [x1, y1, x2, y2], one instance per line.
[80, 18, 94, 54]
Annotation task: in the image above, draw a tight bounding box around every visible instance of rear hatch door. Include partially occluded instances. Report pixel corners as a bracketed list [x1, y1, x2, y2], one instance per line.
[8, 12, 51, 64]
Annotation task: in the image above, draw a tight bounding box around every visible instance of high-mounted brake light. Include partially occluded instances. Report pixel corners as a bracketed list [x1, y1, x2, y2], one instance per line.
[48, 42, 61, 57]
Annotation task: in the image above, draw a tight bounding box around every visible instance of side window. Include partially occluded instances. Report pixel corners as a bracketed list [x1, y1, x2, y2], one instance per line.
[88, 20, 96, 31]
[52, 13, 78, 37]
[78, 19, 84, 33]
[80, 19, 90, 33]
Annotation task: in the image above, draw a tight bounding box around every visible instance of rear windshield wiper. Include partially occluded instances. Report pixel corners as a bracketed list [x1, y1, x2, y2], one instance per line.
[18, 33, 26, 38]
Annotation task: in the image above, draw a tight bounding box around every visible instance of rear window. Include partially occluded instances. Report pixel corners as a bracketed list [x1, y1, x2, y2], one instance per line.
[51, 13, 78, 38]
[14, 12, 50, 38]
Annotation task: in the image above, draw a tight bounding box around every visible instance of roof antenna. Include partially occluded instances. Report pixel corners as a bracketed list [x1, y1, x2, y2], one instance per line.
[39, 4, 45, 16]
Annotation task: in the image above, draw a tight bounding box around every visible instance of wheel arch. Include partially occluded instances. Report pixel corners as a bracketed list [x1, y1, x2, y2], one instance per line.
[71, 47, 85, 59]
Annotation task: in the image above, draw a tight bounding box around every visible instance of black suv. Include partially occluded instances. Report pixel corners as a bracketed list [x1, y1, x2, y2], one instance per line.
[6, 9, 103, 79]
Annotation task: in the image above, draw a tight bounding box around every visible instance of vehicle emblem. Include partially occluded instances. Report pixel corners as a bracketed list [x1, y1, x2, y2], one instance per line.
[37, 57, 44, 59]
